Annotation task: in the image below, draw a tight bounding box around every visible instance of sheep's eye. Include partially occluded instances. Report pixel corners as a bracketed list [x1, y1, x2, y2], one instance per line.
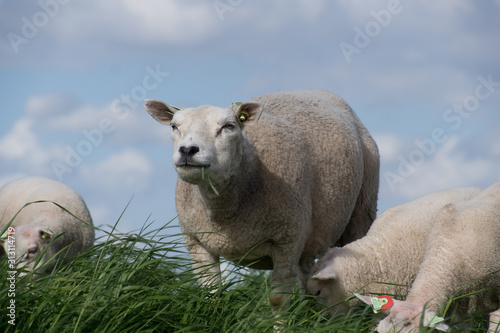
[171, 124, 178, 131]
[217, 122, 237, 136]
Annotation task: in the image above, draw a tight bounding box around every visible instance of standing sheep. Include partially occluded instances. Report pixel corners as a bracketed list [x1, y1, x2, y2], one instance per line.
[361, 181, 500, 333]
[0, 177, 95, 278]
[307, 186, 482, 315]
[144, 89, 379, 309]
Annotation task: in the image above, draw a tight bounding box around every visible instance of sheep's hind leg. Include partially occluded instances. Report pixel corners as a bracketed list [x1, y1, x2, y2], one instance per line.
[339, 185, 377, 246]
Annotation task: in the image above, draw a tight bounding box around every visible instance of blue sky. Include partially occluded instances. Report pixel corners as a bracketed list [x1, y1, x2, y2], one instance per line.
[1, 0, 499, 237]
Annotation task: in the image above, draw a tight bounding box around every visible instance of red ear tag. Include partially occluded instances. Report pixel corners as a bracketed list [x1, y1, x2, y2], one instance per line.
[378, 295, 393, 310]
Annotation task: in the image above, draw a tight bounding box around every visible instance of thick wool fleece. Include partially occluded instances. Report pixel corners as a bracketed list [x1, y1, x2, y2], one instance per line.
[308, 187, 482, 314]
[377, 181, 500, 333]
[146, 89, 379, 308]
[0, 177, 94, 274]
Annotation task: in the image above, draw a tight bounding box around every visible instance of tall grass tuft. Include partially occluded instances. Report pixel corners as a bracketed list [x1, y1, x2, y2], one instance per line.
[0, 218, 493, 332]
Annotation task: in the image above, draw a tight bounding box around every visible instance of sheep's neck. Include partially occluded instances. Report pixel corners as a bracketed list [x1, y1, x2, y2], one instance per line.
[196, 146, 260, 221]
[340, 238, 416, 296]
[337, 241, 386, 283]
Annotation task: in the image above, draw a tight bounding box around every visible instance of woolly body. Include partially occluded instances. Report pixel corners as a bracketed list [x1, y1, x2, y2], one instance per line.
[308, 187, 482, 314]
[0, 177, 94, 277]
[144, 89, 379, 307]
[376, 181, 500, 333]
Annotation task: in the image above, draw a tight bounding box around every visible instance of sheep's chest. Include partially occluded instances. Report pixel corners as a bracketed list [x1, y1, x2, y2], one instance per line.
[194, 220, 273, 261]
[179, 207, 278, 268]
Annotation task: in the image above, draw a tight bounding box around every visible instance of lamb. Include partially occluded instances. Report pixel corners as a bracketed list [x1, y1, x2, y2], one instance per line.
[144, 89, 379, 309]
[0, 177, 95, 279]
[359, 181, 500, 333]
[307, 186, 482, 315]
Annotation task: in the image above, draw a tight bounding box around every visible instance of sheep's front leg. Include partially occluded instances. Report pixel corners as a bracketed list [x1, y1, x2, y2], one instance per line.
[183, 234, 221, 287]
[269, 246, 300, 310]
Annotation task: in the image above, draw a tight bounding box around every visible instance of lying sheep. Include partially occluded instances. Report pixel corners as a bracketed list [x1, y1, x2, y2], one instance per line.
[361, 181, 500, 333]
[307, 186, 482, 315]
[0, 177, 95, 278]
[144, 89, 379, 309]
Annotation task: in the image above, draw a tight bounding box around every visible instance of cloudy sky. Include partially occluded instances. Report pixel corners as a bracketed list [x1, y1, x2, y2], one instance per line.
[1, 0, 499, 238]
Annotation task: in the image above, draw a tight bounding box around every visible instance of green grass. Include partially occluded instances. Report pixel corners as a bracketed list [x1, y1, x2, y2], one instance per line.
[0, 220, 493, 333]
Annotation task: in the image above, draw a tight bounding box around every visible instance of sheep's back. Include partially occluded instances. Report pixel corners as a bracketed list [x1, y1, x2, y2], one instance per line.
[245, 90, 368, 254]
[0, 177, 94, 256]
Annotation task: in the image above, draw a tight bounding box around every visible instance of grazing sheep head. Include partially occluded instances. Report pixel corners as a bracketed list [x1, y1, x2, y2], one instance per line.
[4, 225, 55, 277]
[307, 250, 352, 314]
[145, 100, 262, 186]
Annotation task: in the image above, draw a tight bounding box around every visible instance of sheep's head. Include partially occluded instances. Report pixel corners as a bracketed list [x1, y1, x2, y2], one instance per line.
[4, 225, 54, 277]
[145, 100, 262, 187]
[307, 249, 352, 314]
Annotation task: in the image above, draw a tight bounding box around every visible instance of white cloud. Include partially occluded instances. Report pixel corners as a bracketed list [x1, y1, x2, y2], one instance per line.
[385, 136, 500, 200]
[22, 93, 166, 145]
[0, 93, 164, 195]
[81, 149, 152, 193]
[492, 141, 500, 156]
[372, 132, 406, 163]
[0, 174, 25, 188]
[0, 118, 49, 165]
[47, 103, 166, 145]
[296, 0, 327, 21]
[46, 0, 219, 47]
[46, 105, 107, 131]
[0, 0, 222, 67]
[122, 0, 218, 43]
[25, 93, 80, 117]
[336, 0, 472, 27]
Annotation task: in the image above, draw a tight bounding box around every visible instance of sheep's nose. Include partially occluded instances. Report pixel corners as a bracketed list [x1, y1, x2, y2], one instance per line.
[179, 145, 199, 157]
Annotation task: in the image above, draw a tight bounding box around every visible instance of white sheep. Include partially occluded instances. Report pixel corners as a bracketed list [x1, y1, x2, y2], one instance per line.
[307, 186, 482, 315]
[0, 177, 95, 278]
[144, 89, 379, 309]
[359, 181, 500, 333]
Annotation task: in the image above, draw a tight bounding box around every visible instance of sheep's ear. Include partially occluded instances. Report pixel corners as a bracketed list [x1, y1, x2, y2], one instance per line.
[234, 102, 262, 125]
[354, 293, 372, 305]
[144, 99, 179, 125]
[312, 266, 337, 280]
[39, 227, 53, 241]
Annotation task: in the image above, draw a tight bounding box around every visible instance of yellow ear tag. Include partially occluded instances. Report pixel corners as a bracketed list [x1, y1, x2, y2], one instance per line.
[239, 111, 250, 122]
[41, 227, 53, 239]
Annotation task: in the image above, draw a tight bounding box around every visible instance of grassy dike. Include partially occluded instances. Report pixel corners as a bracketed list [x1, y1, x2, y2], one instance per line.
[0, 220, 491, 332]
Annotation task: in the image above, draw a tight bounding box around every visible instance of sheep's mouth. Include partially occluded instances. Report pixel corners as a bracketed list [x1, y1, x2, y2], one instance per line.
[175, 163, 213, 184]
[175, 163, 210, 168]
